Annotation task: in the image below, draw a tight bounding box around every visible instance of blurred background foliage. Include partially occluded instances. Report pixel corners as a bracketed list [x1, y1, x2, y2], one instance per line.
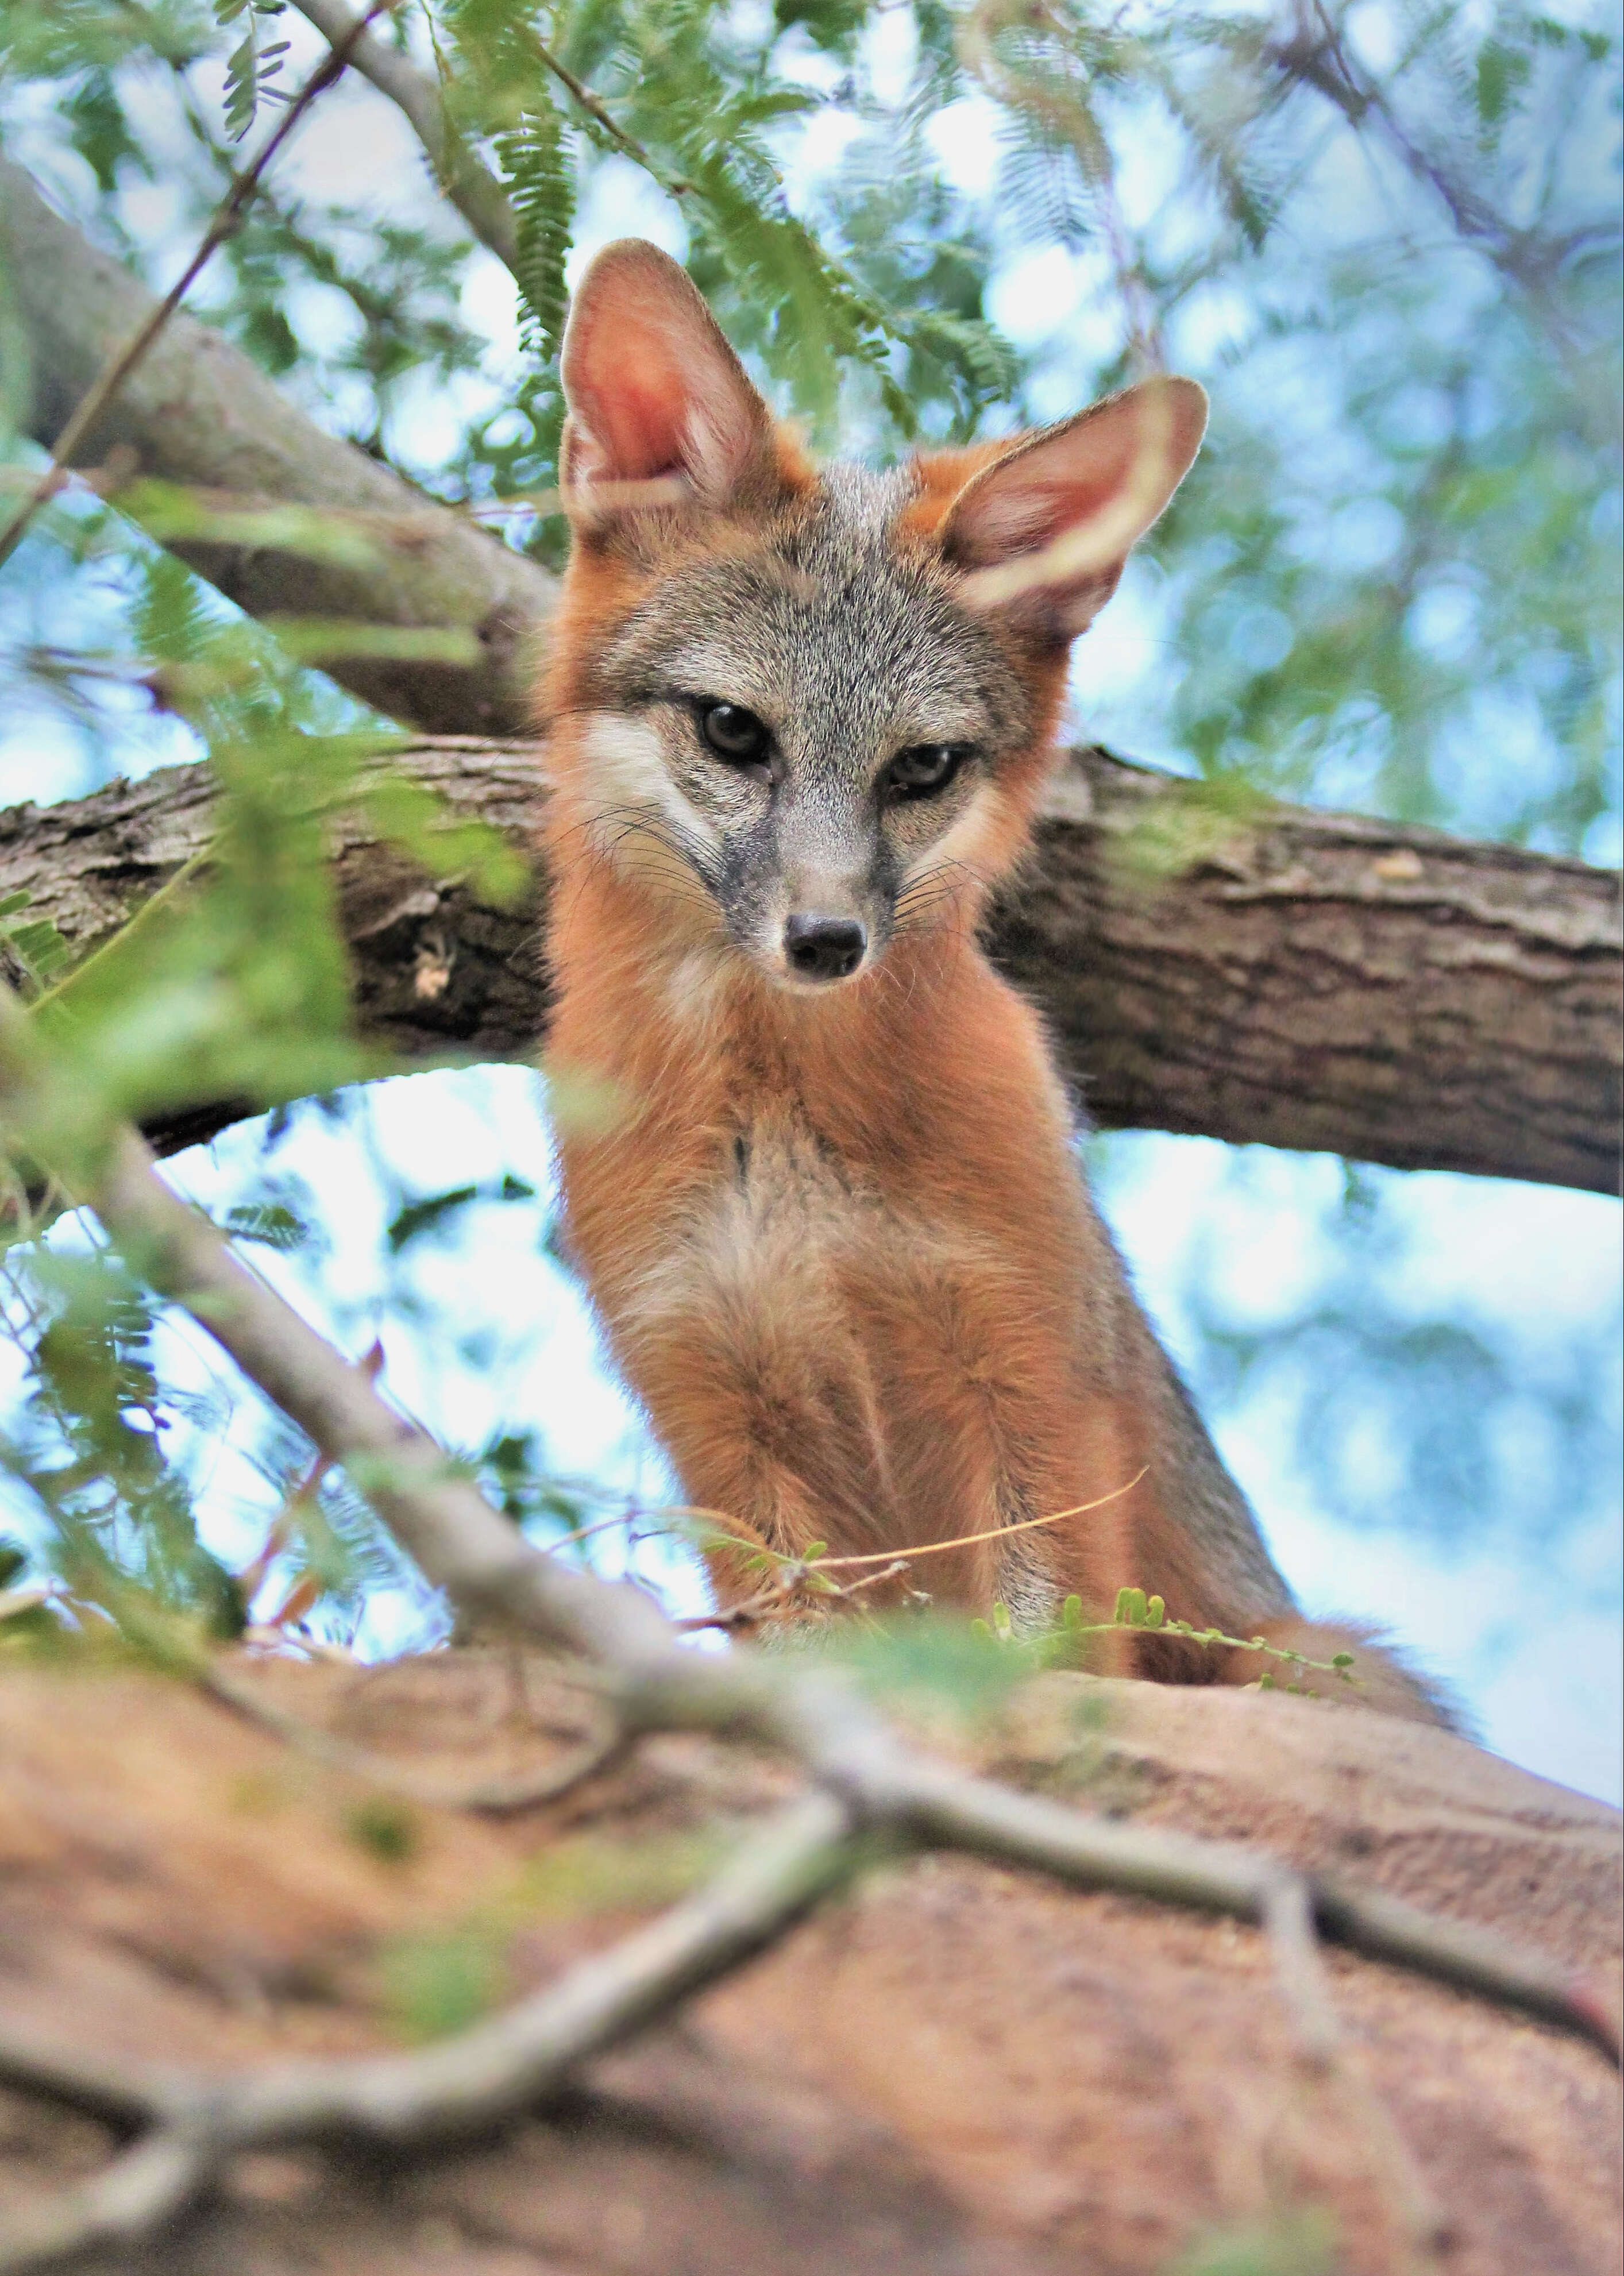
[0, 1, 1617, 1784]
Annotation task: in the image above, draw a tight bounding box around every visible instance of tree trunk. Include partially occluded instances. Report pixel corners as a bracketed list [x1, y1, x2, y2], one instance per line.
[3, 740, 1616, 1194]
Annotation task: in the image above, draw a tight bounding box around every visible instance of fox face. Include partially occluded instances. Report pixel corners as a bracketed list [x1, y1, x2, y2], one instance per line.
[565, 466, 1038, 987]
[548, 242, 1206, 992]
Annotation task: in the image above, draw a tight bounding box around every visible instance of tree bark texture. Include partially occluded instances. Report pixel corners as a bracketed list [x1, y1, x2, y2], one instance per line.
[0, 158, 555, 736]
[3, 741, 1617, 1193]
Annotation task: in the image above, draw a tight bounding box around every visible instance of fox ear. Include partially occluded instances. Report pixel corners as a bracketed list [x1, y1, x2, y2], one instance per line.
[940, 376, 1207, 638]
[559, 240, 777, 520]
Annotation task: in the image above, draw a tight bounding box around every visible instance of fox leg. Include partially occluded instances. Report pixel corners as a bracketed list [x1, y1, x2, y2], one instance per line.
[620, 1299, 906, 1614]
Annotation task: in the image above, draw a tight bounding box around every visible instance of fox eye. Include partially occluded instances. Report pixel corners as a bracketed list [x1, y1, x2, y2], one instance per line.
[885, 743, 966, 800]
[698, 701, 770, 769]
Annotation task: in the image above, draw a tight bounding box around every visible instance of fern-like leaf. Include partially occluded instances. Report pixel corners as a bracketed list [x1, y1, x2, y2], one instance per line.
[494, 97, 574, 362]
[215, 0, 289, 141]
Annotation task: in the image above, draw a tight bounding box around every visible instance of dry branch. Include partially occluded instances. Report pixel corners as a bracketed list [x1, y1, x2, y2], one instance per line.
[290, 0, 520, 267]
[0, 159, 554, 735]
[200, 1653, 627, 1812]
[2, 740, 1616, 1192]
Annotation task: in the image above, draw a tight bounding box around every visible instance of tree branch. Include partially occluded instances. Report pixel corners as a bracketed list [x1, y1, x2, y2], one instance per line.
[2, 741, 1615, 1193]
[0, 159, 554, 735]
[4, 175, 1610, 1190]
[1266, 3, 1601, 313]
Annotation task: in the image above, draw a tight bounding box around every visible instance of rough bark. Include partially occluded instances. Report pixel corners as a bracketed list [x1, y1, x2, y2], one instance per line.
[1007, 758, 1623, 1194]
[0, 158, 554, 736]
[2, 740, 1617, 1193]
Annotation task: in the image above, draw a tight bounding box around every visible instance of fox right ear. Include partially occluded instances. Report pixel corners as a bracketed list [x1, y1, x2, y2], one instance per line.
[560, 241, 777, 521]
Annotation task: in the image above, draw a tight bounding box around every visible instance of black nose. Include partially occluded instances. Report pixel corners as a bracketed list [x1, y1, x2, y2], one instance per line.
[784, 913, 867, 982]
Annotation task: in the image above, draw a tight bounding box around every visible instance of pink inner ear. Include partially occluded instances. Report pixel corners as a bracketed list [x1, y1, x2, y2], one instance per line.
[571, 316, 695, 480]
[960, 461, 1126, 562]
[560, 244, 770, 503]
[946, 379, 1208, 575]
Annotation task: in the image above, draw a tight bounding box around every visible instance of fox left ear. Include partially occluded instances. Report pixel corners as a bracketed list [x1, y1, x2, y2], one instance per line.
[559, 239, 780, 522]
[940, 376, 1207, 638]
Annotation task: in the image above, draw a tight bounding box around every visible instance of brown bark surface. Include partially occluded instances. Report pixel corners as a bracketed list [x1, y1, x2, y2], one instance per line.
[3, 740, 1617, 1192]
[0, 1652, 1617, 2274]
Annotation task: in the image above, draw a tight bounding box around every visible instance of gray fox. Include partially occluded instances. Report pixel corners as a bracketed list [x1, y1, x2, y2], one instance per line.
[537, 237, 1448, 1723]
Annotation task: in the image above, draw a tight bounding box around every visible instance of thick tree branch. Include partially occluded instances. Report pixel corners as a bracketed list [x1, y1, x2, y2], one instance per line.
[0, 2, 401, 574]
[2, 742, 1616, 1193]
[0, 157, 554, 734]
[0, 167, 1615, 1189]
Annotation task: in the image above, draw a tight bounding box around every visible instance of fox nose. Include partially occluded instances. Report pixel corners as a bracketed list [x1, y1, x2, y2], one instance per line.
[784, 913, 867, 982]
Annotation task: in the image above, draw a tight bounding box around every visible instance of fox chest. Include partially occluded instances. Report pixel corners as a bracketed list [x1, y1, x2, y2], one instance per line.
[580, 1112, 1070, 1460]
[605, 1117, 900, 1355]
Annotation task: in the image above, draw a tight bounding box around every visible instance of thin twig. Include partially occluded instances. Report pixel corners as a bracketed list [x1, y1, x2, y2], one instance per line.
[1263, 1875, 1448, 2272]
[812, 1476, 1149, 1568]
[528, 38, 693, 198]
[0, 0, 400, 575]
[1268, 1, 1581, 310]
[672, 1473, 1145, 1576]
[0, 1794, 851, 2275]
[673, 1556, 916, 1633]
[296, 0, 694, 217]
[1262, 1871, 1340, 2072]
[957, 0, 1166, 373]
[0, 2130, 215, 2276]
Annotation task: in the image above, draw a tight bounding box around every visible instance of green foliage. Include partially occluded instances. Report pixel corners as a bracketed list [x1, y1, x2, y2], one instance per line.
[0, 893, 71, 996]
[496, 98, 575, 363]
[223, 1199, 313, 1252]
[824, 1608, 1040, 1725]
[215, 0, 292, 141]
[378, 1925, 507, 2039]
[1163, 2208, 1338, 2276]
[345, 1793, 421, 1864]
[375, 1826, 725, 2040]
[387, 1173, 538, 1252]
[0, 1244, 245, 1652]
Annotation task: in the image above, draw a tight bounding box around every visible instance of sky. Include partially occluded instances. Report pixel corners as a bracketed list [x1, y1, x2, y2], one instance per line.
[0, 7, 1618, 1804]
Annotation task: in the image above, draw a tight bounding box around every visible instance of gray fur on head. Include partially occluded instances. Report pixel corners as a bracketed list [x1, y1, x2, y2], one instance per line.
[571, 462, 1035, 985]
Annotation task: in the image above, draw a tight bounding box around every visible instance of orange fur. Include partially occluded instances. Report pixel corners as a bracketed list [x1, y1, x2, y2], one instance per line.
[898, 439, 1013, 539]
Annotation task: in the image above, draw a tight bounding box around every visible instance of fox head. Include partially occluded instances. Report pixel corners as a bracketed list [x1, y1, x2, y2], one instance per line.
[545, 240, 1205, 992]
